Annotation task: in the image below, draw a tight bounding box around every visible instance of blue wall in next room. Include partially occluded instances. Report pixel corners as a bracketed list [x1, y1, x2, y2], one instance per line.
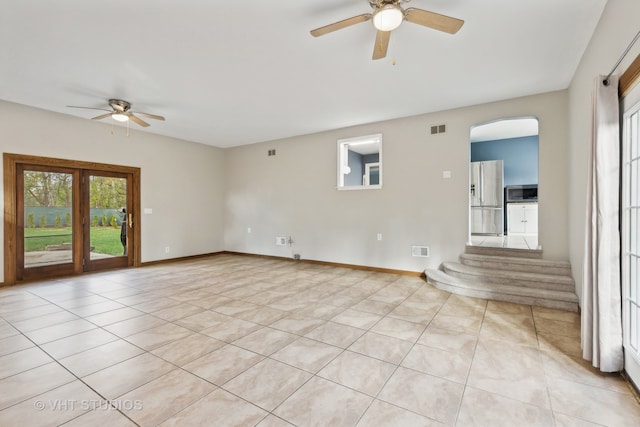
[470, 135, 539, 186]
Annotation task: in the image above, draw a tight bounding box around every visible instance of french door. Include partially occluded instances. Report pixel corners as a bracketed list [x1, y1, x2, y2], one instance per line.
[4, 154, 140, 283]
[622, 82, 640, 388]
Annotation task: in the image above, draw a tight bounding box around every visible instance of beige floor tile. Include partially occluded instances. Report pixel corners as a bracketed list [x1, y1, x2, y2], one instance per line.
[84, 307, 146, 327]
[274, 376, 372, 427]
[446, 294, 488, 309]
[256, 414, 295, 427]
[468, 339, 550, 408]
[378, 366, 464, 425]
[0, 380, 101, 427]
[479, 311, 538, 346]
[151, 333, 225, 366]
[125, 323, 193, 350]
[11, 310, 79, 332]
[429, 313, 482, 335]
[356, 399, 445, 426]
[182, 344, 263, 385]
[0, 362, 76, 410]
[200, 317, 262, 342]
[130, 297, 183, 313]
[0, 334, 35, 357]
[370, 317, 426, 342]
[82, 353, 176, 399]
[438, 302, 486, 320]
[297, 303, 345, 320]
[102, 314, 168, 338]
[40, 328, 118, 359]
[387, 303, 438, 325]
[232, 327, 298, 356]
[56, 295, 111, 309]
[486, 300, 533, 316]
[235, 306, 289, 325]
[0, 347, 52, 379]
[351, 299, 396, 315]
[304, 321, 365, 348]
[271, 337, 343, 373]
[67, 300, 126, 317]
[532, 306, 580, 324]
[318, 350, 396, 396]
[331, 308, 382, 330]
[401, 343, 472, 384]
[0, 303, 62, 323]
[457, 386, 553, 427]
[158, 388, 267, 427]
[174, 310, 231, 331]
[417, 326, 478, 358]
[552, 412, 604, 426]
[534, 317, 580, 338]
[213, 299, 260, 316]
[119, 368, 215, 426]
[348, 331, 413, 364]
[538, 331, 582, 358]
[547, 377, 640, 426]
[63, 407, 138, 427]
[151, 303, 204, 322]
[270, 314, 325, 335]
[223, 358, 311, 411]
[541, 350, 631, 394]
[23, 318, 98, 345]
[59, 339, 144, 377]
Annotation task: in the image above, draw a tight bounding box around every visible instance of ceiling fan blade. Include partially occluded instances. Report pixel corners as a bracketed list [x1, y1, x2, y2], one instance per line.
[135, 112, 165, 121]
[128, 113, 150, 127]
[404, 8, 464, 34]
[310, 13, 372, 37]
[372, 30, 390, 60]
[67, 105, 111, 112]
[91, 113, 113, 120]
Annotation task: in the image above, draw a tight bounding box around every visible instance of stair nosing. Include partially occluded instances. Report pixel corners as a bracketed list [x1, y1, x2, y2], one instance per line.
[442, 261, 574, 283]
[459, 253, 571, 268]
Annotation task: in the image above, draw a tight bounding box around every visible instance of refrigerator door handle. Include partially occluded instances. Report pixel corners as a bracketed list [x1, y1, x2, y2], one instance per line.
[479, 162, 484, 203]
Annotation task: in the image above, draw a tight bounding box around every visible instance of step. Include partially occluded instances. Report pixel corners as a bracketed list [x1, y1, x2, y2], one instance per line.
[459, 253, 572, 276]
[465, 244, 542, 259]
[442, 262, 575, 292]
[425, 268, 579, 312]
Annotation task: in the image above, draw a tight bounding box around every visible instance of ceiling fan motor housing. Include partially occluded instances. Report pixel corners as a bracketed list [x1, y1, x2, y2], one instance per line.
[109, 99, 131, 112]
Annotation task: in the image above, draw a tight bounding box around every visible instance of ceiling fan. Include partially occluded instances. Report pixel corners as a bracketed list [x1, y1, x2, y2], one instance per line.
[310, 0, 464, 60]
[67, 99, 165, 128]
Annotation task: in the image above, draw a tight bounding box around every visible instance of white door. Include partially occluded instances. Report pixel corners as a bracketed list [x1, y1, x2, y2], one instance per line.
[622, 82, 640, 387]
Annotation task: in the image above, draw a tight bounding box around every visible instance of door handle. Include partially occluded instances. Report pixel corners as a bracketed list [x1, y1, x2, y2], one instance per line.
[128, 213, 133, 228]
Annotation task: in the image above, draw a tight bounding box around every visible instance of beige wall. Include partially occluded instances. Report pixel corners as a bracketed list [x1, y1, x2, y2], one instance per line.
[568, 0, 640, 302]
[224, 90, 569, 272]
[0, 100, 226, 282]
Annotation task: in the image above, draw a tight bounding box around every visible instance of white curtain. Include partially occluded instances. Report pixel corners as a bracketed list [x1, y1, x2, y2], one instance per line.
[581, 74, 623, 372]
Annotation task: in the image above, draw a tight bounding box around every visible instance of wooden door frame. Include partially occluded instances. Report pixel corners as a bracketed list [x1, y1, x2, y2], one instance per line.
[3, 153, 141, 285]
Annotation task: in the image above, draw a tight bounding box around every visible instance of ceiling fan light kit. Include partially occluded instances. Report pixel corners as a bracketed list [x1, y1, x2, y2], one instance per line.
[310, 0, 464, 60]
[67, 98, 165, 128]
[372, 4, 404, 31]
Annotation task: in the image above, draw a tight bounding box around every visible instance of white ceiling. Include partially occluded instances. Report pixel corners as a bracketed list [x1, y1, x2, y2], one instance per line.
[0, 0, 607, 148]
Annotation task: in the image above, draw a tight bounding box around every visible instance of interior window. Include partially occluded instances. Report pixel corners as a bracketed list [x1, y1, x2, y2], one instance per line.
[337, 134, 382, 190]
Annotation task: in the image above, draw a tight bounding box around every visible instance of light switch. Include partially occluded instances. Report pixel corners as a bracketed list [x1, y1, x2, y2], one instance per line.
[144, 208, 153, 214]
[442, 171, 452, 179]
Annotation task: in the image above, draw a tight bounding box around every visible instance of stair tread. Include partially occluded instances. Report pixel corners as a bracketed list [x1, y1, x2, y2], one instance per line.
[443, 261, 574, 284]
[425, 269, 578, 302]
[460, 253, 570, 268]
[465, 245, 543, 258]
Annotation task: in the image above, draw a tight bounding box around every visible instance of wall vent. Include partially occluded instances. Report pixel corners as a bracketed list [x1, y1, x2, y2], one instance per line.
[412, 246, 430, 257]
[276, 236, 287, 246]
[268, 149, 276, 156]
[430, 124, 446, 135]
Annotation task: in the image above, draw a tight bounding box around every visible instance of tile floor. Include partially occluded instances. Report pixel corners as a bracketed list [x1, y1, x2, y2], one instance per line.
[0, 254, 639, 426]
[470, 235, 539, 250]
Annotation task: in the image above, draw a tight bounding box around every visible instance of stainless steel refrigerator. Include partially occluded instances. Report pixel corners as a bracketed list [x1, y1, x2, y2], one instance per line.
[470, 160, 504, 235]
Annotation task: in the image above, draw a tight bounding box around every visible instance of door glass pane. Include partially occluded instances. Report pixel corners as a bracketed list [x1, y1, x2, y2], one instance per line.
[23, 170, 73, 268]
[89, 175, 128, 260]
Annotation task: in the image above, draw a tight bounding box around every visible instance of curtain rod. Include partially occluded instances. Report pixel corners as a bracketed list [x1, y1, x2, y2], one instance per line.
[603, 28, 640, 86]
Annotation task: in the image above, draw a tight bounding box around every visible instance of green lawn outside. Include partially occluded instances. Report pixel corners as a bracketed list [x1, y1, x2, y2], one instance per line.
[24, 227, 123, 256]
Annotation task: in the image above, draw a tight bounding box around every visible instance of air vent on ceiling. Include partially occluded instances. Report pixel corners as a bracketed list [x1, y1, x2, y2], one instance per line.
[412, 246, 430, 257]
[430, 124, 446, 135]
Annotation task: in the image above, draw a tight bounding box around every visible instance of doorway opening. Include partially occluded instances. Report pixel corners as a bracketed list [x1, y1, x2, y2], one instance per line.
[4, 153, 141, 284]
[469, 117, 540, 250]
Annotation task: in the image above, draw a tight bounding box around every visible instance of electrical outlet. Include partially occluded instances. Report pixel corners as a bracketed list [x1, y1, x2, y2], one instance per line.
[165, 246, 170, 253]
[247, 227, 252, 234]
[377, 233, 383, 241]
